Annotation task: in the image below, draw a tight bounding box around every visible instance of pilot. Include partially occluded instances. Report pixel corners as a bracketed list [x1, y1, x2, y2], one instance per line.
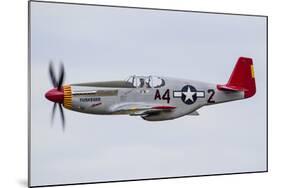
[144, 79, 151, 88]
[139, 78, 145, 88]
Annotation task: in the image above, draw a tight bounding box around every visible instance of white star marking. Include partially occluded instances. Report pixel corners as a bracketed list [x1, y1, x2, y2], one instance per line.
[182, 86, 196, 102]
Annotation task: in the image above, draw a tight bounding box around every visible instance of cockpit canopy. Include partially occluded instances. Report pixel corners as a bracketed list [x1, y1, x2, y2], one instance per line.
[127, 75, 165, 88]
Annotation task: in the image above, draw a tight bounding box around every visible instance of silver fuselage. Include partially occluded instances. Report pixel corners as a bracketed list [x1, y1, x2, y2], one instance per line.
[63, 77, 243, 121]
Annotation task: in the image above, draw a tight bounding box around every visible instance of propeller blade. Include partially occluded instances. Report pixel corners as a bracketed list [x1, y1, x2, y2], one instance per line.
[57, 62, 65, 90]
[47, 61, 66, 131]
[51, 103, 57, 124]
[59, 104, 65, 131]
[49, 61, 58, 87]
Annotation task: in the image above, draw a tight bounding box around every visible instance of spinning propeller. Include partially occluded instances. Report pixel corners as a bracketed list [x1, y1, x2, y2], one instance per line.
[45, 61, 66, 130]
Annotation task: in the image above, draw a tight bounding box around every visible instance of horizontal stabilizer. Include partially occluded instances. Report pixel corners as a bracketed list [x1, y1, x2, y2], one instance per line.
[217, 84, 247, 92]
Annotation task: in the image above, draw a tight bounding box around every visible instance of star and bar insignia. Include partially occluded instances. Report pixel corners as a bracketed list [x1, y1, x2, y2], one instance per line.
[173, 85, 205, 105]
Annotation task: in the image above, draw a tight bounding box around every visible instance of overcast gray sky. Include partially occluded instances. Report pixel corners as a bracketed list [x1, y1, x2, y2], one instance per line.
[30, 1, 267, 186]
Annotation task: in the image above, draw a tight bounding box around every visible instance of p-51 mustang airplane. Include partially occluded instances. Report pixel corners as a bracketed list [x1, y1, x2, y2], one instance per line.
[45, 57, 256, 129]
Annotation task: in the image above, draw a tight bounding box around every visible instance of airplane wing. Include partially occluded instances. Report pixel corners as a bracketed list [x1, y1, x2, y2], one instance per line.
[111, 103, 176, 116]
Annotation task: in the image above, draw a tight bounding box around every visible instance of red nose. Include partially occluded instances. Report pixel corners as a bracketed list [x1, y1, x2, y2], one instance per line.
[45, 88, 64, 103]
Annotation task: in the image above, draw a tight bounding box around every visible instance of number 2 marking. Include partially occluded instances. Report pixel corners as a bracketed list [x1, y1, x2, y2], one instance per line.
[207, 89, 215, 103]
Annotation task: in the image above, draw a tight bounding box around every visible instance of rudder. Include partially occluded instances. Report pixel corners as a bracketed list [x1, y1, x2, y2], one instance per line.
[217, 57, 256, 98]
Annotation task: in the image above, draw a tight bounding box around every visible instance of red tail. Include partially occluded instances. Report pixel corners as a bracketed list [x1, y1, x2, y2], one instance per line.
[217, 57, 256, 98]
